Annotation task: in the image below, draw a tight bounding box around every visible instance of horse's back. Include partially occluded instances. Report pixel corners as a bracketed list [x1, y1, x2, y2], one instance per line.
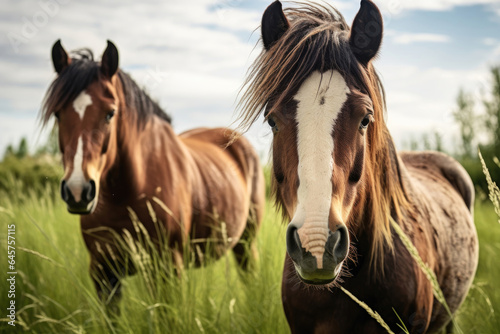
[181, 128, 258, 179]
[180, 127, 263, 200]
[400, 150, 478, 332]
[400, 151, 474, 211]
[179, 127, 265, 252]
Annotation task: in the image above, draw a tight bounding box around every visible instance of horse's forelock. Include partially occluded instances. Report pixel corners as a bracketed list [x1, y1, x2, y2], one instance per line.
[41, 54, 99, 127]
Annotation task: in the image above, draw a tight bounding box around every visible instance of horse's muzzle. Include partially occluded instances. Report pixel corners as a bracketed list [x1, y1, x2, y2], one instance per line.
[286, 223, 349, 284]
[60, 179, 96, 214]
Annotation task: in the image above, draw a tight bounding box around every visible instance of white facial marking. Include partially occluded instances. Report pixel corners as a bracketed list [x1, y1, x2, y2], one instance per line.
[66, 137, 85, 202]
[291, 70, 350, 269]
[73, 91, 92, 119]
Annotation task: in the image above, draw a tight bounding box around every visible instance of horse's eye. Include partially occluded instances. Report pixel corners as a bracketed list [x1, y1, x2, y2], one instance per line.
[360, 115, 371, 130]
[54, 112, 60, 121]
[267, 117, 277, 131]
[106, 110, 115, 122]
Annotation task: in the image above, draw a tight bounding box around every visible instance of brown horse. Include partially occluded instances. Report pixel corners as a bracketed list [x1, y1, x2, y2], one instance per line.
[41, 40, 265, 310]
[238, 1, 478, 333]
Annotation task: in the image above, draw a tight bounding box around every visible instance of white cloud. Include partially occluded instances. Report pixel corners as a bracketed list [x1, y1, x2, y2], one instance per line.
[482, 37, 498, 46]
[0, 0, 265, 153]
[392, 32, 451, 45]
[0, 0, 498, 158]
[0, 115, 51, 154]
[375, 0, 500, 14]
[479, 38, 500, 62]
[377, 63, 490, 151]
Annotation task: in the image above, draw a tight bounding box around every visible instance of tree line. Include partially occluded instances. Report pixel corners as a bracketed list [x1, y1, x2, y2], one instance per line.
[451, 66, 500, 193]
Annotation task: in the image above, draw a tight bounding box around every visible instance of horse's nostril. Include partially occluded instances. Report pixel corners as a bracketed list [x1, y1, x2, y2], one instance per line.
[87, 180, 96, 202]
[80, 180, 96, 203]
[286, 225, 303, 260]
[330, 224, 349, 261]
[60, 180, 69, 202]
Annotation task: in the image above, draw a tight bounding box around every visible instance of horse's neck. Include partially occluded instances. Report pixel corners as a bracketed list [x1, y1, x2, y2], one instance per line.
[103, 111, 179, 201]
[351, 133, 411, 264]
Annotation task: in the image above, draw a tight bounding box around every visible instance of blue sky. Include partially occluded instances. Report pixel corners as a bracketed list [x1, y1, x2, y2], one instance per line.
[1, 0, 500, 160]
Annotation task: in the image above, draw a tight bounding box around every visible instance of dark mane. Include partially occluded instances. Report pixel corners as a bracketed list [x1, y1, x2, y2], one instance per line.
[41, 49, 171, 127]
[237, 2, 411, 272]
[117, 71, 172, 126]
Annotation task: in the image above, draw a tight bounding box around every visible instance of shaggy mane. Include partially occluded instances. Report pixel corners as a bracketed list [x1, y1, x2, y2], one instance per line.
[237, 1, 412, 274]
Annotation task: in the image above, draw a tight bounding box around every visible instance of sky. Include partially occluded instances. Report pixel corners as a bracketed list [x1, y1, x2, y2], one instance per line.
[1, 0, 500, 161]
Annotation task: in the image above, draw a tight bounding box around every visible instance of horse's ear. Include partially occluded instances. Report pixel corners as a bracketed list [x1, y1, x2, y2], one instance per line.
[52, 39, 71, 74]
[261, 1, 289, 50]
[101, 40, 119, 79]
[349, 0, 383, 66]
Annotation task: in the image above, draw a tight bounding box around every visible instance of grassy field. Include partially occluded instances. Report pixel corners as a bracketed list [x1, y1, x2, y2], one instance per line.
[0, 176, 499, 333]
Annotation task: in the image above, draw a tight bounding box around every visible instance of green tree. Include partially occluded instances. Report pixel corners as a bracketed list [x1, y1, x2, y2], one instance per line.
[433, 131, 443, 152]
[453, 88, 476, 158]
[483, 66, 500, 155]
[4, 144, 14, 159]
[16, 137, 29, 158]
[422, 133, 431, 151]
[409, 136, 419, 151]
[36, 125, 59, 156]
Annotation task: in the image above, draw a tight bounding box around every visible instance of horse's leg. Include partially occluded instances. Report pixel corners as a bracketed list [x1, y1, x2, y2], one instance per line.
[445, 321, 454, 334]
[233, 158, 265, 271]
[89, 257, 125, 316]
[232, 216, 258, 271]
[233, 198, 264, 272]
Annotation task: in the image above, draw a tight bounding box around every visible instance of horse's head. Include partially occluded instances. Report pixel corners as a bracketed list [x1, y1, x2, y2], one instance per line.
[247, 0, 384, 284]
[45, 40, 120, 214]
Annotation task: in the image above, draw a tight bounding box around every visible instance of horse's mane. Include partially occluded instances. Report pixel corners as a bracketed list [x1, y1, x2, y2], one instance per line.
[41, 49, 171, 128]
[238, 2, 361, 126]
[237, 2, 411, 273]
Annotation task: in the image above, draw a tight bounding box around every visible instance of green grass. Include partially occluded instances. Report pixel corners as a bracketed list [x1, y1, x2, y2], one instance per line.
[1, 179, 499, 333]
[455, 199, 500, 333]
[0, 181, 288, 333]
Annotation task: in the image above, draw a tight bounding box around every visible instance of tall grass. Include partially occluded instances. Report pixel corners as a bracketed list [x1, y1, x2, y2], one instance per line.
[0, 179, 288, 333]
[479, 151, 500, 223]
[1, 175, 499, 333]
[456, 153, 500, 333]
[455, 200, 500, 333]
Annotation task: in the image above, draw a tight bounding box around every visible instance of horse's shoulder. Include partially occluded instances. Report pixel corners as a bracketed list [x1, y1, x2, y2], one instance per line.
[399, 151, 474, 211]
